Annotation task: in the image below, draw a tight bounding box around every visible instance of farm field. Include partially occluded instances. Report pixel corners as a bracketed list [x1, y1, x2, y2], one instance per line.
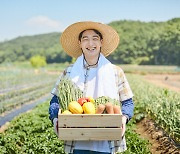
[0, 63, 59, 116]
[0, 63, 180, 154]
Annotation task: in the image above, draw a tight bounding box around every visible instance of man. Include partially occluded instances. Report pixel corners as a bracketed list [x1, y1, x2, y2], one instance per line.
[49, 21, 134, 154]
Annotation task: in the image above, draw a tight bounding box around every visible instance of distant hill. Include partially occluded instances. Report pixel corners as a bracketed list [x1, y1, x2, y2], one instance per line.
[0, 18, 179, 65]
[0, 32, 71, 63]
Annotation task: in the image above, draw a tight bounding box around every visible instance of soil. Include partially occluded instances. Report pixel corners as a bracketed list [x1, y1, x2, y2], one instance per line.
[135, 118, 180, 154]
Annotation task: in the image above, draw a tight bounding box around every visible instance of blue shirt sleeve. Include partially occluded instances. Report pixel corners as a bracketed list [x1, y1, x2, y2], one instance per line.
[121, 98, 134, 123]
[49, 95, 60, 123]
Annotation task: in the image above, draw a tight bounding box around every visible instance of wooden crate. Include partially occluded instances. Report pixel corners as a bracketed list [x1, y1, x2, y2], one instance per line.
[58, 110, 122, 141]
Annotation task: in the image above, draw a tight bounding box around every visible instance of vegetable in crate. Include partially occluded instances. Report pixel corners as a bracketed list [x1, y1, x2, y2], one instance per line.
[68, 101, 83, 114]
[96, 103, 122, 114]
[83, 102, 95, 114]
[78, 97, 87, 106]
[95, 96, 122, 114]
[96, 104, 105, 114]
[105, 102, 114, 114]
[57, 77, 83, 111]
[113, 105, 122, 114]
[95, 96, 120, 107]
[85, 96, 95, 103]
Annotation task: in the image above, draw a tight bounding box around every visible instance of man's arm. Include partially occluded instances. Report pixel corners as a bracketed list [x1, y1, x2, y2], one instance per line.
[121, 98, 134, 123]
[49, 95, 60, 123]
[49, 95, 60, 136]
[121, 98, 134, 138]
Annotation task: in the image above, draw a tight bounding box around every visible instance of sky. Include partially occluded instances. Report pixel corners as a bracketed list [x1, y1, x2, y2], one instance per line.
[0, 0, 180, 42]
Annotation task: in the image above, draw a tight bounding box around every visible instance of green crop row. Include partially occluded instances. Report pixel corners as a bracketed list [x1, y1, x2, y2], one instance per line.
[0, 101, 150, 154]
[127, 74, 180, 143]
[0, 84, 52, 114]
[0, 81, 54, 102]
[0, 65, 58, 114]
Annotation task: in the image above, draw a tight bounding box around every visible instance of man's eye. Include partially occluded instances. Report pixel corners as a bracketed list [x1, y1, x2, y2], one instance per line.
[82, 38, 88, 41]
[93, 37, 99, 41]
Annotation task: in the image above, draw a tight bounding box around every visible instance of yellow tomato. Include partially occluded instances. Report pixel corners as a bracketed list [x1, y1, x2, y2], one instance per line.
[87, 96, 95, 103]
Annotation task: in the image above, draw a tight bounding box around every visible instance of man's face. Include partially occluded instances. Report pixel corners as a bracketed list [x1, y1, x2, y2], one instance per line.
[79, 30, 102, 59]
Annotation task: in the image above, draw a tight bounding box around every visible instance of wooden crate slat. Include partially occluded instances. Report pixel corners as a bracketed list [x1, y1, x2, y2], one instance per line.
[58, 114, 122, 127]
[58, 128, 122, 141]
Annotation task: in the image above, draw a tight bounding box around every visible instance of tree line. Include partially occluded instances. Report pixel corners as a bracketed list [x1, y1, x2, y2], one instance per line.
[0, 18, 179, 65]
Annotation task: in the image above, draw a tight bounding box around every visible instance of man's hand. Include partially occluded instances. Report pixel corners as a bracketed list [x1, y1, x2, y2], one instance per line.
[121, 115, 127, 138]
[53, 118, 58, 137]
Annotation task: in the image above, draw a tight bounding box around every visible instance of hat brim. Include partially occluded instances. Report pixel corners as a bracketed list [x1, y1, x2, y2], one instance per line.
[60, 21, 120, 58]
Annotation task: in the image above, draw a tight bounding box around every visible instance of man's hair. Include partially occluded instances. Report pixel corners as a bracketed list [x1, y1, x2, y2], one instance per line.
[78, 29, 103, 41]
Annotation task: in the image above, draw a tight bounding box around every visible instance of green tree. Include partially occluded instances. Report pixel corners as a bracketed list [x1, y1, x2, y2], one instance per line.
[151, 18, 180, 65]
[30, 55, 47, 68]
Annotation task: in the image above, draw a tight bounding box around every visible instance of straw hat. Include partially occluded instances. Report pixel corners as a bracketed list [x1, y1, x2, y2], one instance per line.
[60, 21, 120, 58]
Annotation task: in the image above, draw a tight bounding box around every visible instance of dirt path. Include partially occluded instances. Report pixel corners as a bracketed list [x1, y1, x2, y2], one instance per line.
[135, 118, 180, 154]
[135, 119, 162, 154]
[143, 74, 180, 93]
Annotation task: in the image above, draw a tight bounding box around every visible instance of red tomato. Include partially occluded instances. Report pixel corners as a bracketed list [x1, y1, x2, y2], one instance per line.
[77, 98, 87, 106]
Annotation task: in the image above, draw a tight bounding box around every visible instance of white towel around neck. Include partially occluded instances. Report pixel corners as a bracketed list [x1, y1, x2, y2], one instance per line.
[69, 53, 119, 100]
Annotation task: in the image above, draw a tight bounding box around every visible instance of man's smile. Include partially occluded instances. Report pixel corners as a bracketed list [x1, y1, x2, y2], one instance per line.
[86, 47, 96, 52]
